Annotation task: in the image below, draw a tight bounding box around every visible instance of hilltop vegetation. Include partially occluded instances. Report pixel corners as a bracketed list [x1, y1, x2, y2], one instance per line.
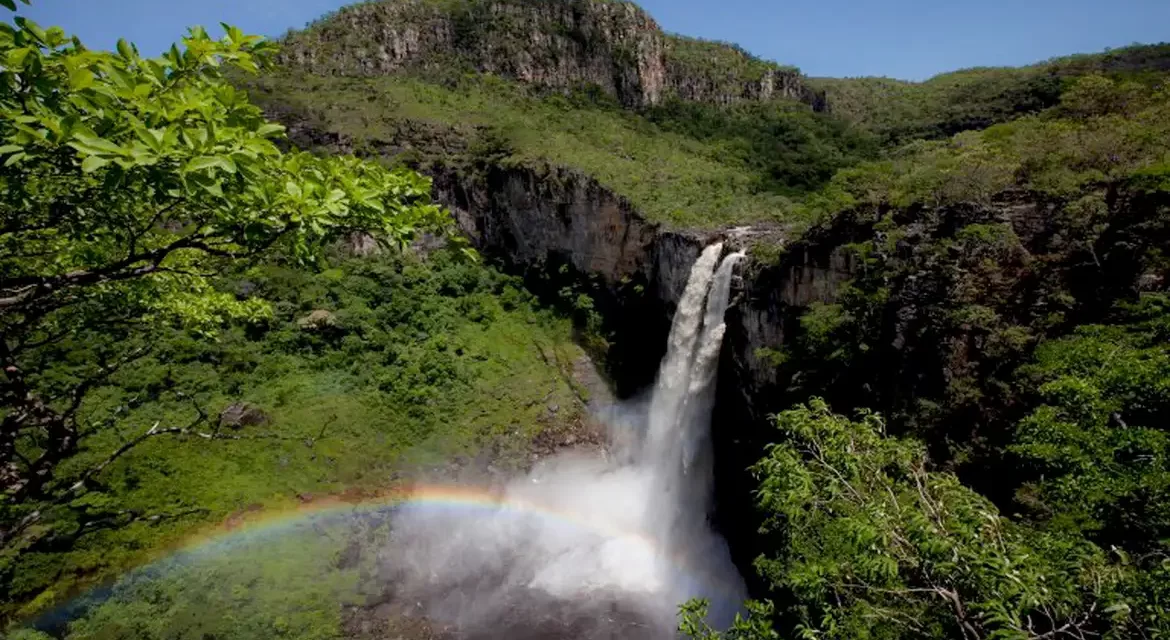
[264, 1, 1170, 233]
[244, 71, 871, 227]
[813, 43, 1170, 143]
[253, 0, 863, 228]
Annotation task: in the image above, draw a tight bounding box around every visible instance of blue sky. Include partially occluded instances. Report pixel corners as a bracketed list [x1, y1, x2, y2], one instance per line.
[14, 0, 1170, 80]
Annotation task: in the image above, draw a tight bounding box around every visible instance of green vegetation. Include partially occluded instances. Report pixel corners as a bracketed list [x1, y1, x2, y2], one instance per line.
[801, 72, 1170, 219]
[663, 34, 800, 94]
[700, 399, 1164, 639]
[3, 249, 585, 633]
[812, 43, 1170, 144]
[642, 98, 876, 197]
[1013, 297, 1170, 563]
[245, 70, 857, 227]
[256, 40, 1170, 231]
[0, 6, 451, 539]
[255, 0, 877, 229]
[6, 0, 1170, 637]
[765, 75, 1170, 450]
[42, 522, 366, 640]
[696, 67, 1170, 640]
[811, 68, 1061, 144]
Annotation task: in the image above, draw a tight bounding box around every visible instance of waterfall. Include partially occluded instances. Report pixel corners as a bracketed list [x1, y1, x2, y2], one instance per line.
[379, 243, 748, 638]
[644, 242, 725, 471]
[640, 244, 744, 533]
[682, 250, 745, 474]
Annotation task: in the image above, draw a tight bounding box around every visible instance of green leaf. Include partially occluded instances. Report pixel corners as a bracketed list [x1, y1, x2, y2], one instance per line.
[44, 26, 65, 46]
[186, 155, 236, 174]
[0, 0, 16, 12]
[69, 134, 126, 157]
[201, 179, 224, 198]
[81, 155, 110, 173]
[0, 144, 22, 155]
[6, 47, 29, 69]
[116, 38, 134, 60]
[220, 23, 245, 45]
[69, 66, 95, 91]
[4, 151, 26, 167]
[256, 124, 285, 138]
[14, 16, 45, 42]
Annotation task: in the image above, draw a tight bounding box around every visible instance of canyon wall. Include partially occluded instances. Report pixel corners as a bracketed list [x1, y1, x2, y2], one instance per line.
[278, 0, 824, 110]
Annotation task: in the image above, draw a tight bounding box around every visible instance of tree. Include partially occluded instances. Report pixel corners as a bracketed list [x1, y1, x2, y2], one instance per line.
[1013, 295, 1170, 552]
[742, 399, 1123, 640]
[679, 599, 779, 640]
[0, 6, 449, 549]
[1011, 295, 1170, 634]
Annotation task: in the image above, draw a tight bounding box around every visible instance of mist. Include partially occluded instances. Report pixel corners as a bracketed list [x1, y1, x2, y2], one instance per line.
[373, 243, 747, 639]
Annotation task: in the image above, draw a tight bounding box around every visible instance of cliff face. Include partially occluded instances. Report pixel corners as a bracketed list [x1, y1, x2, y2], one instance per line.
[427, 160, 710, 393]
[270, 99, 711, 388]
[279, 0, 822, 109]
[433, 163, 661, 288]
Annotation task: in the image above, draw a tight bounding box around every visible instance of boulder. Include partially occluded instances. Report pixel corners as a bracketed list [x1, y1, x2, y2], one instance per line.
[297, 309, 339, 331]
[219, 402, 269, 429]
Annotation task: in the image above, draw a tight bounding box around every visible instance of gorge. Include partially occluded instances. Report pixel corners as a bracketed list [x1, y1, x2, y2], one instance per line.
[4, 0, 1170, 638]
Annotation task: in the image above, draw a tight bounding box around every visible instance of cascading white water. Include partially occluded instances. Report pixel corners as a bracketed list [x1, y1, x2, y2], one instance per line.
[379, 245, 747, 638]
[645, 243, 725, 469]
[681, 250, 745, 478]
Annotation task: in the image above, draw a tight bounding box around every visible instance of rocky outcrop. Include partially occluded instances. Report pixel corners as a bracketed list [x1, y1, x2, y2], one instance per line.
[434, 163, 659, 287]
[428, 160, 710, 393]
[218, 403, 270, 429]
[722, 243, 854, 412]
[279, 0, 822, 110]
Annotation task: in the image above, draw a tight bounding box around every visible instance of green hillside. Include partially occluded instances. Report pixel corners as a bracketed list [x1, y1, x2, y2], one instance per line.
[244, 71, 870, 228]
[812, 42, 1170, 143]
[260, 4, 1170, 230]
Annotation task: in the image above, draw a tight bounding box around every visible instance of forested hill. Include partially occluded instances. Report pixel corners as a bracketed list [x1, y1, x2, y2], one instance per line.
[812, 42, 1170, 142]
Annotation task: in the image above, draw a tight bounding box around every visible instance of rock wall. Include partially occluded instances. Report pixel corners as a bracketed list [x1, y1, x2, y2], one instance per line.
[428, 160, 712, 393]
[279, 0, 822, 110]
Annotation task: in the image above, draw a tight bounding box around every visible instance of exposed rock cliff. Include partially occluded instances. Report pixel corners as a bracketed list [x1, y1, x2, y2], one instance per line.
[428, 160, 711, 393]
[278, 0, 823, 109]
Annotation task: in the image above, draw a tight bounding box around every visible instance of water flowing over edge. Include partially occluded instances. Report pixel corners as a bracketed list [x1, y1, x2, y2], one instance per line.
[376, 241, 749, 637]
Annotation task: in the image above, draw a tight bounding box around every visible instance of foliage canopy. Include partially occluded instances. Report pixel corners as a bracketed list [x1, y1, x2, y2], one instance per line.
[0, 5, 449, 589]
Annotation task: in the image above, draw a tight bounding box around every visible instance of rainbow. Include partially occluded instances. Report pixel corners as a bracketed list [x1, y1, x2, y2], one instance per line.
[30, 483, 737, 632]
[172, 483, 670, 558]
